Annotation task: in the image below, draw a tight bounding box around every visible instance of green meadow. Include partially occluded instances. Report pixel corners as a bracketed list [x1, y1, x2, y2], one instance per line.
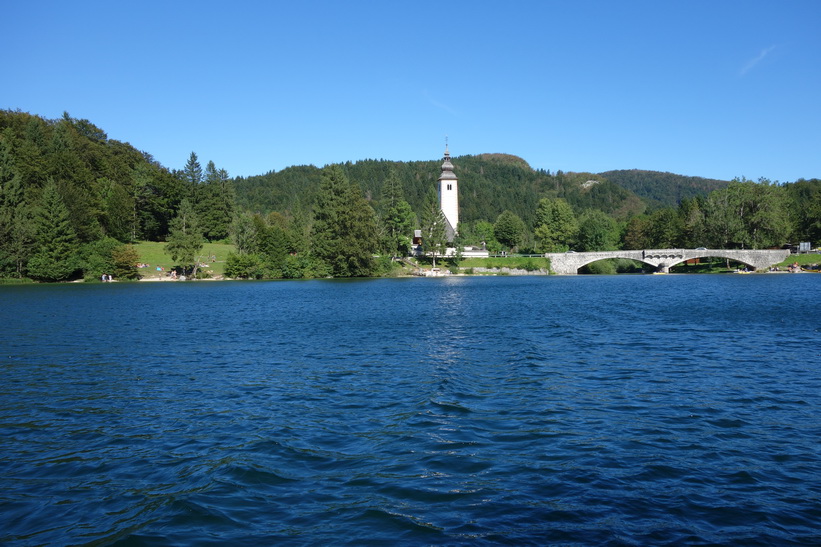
[132, 241, 236, 278]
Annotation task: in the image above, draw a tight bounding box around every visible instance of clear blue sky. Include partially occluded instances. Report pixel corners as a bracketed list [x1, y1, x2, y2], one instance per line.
[4, 0, 819, 182]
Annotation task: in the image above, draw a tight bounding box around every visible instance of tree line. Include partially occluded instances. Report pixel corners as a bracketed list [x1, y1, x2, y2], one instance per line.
[1, 110, 819, 281]
[528, 176, 819, 254]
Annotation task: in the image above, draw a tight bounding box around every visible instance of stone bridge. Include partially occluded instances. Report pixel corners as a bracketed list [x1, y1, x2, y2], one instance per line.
[545, 249, 791, 275]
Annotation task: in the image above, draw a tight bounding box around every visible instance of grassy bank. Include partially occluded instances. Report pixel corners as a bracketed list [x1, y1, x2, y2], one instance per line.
[777, 253, 821, 268]
[454, 256, 551, 272]
[132, 241, 236, 278]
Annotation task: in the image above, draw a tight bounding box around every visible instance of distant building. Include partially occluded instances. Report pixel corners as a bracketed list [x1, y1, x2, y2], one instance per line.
[437, 144, 459, 243]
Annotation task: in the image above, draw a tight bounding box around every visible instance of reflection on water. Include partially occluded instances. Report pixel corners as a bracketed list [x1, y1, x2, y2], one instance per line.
[1, 275, 820, 545]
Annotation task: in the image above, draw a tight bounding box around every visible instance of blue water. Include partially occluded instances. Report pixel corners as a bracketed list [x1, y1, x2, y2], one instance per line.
[1, 275, 820, 545]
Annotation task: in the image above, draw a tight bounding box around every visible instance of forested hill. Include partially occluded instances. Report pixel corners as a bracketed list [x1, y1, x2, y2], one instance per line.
[3, 109, 818, 282]
[0, 109, 183, 242]
[234, 155, 650, 227]
[599, 169, 729, 209]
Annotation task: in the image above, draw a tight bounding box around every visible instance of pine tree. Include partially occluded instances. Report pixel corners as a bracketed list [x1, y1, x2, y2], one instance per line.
[165, 198, 204, 277]
[0, 133, 35, 277]
[183, 152, 203, 206]
[27, 180, 80, 281]
[381, 169, 416, 257]
[311, 165, 378, 277]
[198, 161, 235, 241]
[0, 128, 22, 244]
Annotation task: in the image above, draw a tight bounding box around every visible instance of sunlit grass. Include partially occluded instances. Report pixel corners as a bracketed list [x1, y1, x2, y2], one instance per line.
[132, 241, 236, 278]
[777, 253, 821, 267]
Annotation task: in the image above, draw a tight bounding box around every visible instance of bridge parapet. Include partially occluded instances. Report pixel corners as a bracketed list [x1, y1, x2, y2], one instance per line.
[643, 249, 685, 259]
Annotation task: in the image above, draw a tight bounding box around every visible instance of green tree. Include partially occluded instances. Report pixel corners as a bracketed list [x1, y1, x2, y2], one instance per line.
[165, 198, 204, 277]
[2, 206, 35, 277]
[198, 160, 235, 241]
[311, 165, 378, 277]
[0, 129, 29, 276]
[622, 215, 651, 250]
[786, 178, 821, 244]
[182, 151, 203, 205]
[381, 170, 416, 257]
[129, 163, 154, 241]
[647, 208, 682, 248]
[112, 244, 140, 279]
[224, 252, 265, 279]
[80, 237, 121, 281]
[534, 198, 578, 252]
[473, 220, 499, 252]
[230, 212, 257, 255]
[253, 213, 291, 275]
[494, 210, 525, 251]
[703, 185, 744, 248]
[27, 180, 81, 281]
[678, 197, 706, 248]
[98, 177, 133, 242]
[576, 210, 618, 251]
[420, 187, 447, 267]
[704, 178, 789, 249]
[0, 150, 35, 277]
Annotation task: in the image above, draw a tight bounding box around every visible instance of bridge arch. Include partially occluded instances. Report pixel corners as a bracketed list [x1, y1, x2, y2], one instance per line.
[663, 252, 757, 272]
[573, 255, 656, 273]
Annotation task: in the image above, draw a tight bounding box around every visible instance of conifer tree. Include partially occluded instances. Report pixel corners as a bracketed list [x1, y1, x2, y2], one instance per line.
[381, 169, 416, 257]
[0, 128, 22, 243]
[198, 161, 235, 241]
[27, 180, 80, 281]
[165, 198, 204, 277]
[183, 152, 203, 206]
[311, 165, 378, 277]
[0, 130, 34, 276]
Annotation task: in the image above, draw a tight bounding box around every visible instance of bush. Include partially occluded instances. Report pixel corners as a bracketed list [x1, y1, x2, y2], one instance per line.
[581, 260, 617, 275]
[224, 253, 264, 279]
[80, 238, 120, 281]
[112, 245, 140, 279]
[613, 259, 644, 273]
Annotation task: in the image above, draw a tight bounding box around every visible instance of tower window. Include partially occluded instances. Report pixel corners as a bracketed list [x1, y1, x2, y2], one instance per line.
[447, 184, 452, 191]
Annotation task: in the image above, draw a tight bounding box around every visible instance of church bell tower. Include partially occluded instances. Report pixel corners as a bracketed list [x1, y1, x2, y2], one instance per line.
[437, 143, 459, 243]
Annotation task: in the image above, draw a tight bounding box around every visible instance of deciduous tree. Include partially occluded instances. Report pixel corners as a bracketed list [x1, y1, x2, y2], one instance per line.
[420, 187, 447, 267]
[576, 210, 618, 252]
[534, 198, 578, 252]
[494, 210, 525, 251]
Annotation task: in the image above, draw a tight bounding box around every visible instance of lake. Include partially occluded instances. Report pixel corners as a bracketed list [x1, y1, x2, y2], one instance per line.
[1, 274, 819, 545]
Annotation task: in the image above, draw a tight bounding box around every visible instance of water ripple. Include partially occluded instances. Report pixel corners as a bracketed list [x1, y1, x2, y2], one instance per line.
[1, 277, 820, 545]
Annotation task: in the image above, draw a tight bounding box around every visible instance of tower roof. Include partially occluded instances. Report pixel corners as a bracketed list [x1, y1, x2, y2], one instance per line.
[438, 145, 457, 181]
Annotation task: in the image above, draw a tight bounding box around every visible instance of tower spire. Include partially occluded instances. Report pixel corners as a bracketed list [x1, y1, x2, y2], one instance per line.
[437, 140, 458, 243]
